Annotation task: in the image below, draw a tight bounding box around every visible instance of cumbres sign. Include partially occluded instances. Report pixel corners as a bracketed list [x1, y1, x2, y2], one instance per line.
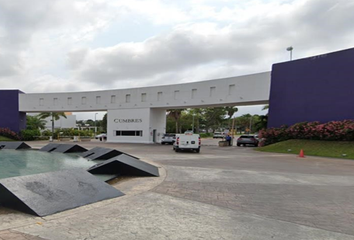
[114, 119, 142, 123]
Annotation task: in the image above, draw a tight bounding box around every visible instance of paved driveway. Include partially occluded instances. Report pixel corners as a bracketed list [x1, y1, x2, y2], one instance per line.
[1, 140, 354, 239]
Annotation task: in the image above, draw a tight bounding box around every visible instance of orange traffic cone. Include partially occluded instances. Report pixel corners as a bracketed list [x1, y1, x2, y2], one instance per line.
[299, 149, 305, 158]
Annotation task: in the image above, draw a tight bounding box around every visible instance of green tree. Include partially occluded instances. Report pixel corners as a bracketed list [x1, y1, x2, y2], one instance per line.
[38, 112, 67, 138]
[26, 115, 46, 130]
[234, 114, 251, 133]
[203, 107, 227, 132]
[224, 106, 238, 128]
[189, 108, 202, 133]
[254, 115, 268, 131]
[252, 105, 269, 131]
[76, 120, 85, 127]
[85, 119, 95, 127]
[167, 109, 184, 133]
[102, 113, 107, 132]
[166, 115, 176, 133]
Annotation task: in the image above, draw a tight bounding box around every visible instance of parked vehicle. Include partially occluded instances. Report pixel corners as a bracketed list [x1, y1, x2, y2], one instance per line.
[173, 133, 201, 153]
[236, 135, 259, 147]
[95, 133, 107, 140]
[254, 133, 260, 140]
[213, 132, 224, 139]
[161, 133, 176, 144]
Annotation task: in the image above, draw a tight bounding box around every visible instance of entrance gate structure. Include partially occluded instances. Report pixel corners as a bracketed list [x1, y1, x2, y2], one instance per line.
[16, 72, 270, 143]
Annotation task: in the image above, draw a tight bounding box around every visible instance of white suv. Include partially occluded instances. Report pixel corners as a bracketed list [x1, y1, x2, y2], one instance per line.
[213, 132, 224, 139]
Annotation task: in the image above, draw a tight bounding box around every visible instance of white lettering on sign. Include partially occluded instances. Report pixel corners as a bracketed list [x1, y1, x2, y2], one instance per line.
[114, 119, 143, 123]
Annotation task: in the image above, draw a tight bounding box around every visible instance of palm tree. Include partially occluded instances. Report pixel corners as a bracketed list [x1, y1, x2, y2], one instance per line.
[225, 106, 238, 128]
[254, 115, 268, 131]
[167, 109, 184, 133]
[26, 115, 46, 130]
[38, 112, 67, 138]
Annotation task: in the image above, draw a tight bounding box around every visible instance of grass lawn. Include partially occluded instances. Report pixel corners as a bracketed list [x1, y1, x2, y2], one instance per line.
[257, 139, 354, 160]
[0, 136, 14, 141]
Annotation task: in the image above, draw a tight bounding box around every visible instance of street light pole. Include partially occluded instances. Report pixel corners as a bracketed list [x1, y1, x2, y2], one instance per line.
[286, 46, 293, 61]
[192, 114, 195, 133]
[94, 113, 98, 136]
[249, 116, 253, 134]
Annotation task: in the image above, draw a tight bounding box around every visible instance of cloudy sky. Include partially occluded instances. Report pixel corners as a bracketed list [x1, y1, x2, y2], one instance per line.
[1, 0, 353, 119]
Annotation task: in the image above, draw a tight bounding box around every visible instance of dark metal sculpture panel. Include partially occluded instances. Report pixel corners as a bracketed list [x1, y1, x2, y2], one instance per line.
[80, 147, 128, 160]
[0, 169, 124, 216]
[88, 154, 159, 177]
[39, 143, 87, 153]
[0, 141, 31, 150]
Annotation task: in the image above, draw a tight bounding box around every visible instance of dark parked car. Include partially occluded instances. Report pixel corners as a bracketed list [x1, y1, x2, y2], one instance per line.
[161, 133, 176, 144]
[237, 135, 259, 147]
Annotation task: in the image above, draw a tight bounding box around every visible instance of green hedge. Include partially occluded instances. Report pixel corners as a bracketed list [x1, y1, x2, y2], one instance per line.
[199, 133, 213, 138]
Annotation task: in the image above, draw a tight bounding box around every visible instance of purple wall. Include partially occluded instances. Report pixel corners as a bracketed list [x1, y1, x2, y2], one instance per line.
[268, 47, 354, 128]
[0, 90, 26, 133]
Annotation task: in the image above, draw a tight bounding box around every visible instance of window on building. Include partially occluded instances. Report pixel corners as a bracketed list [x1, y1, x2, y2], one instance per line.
[96, 96, 101, 104]
[39, 98, 44, 106]
[111, 95, 116, 104]
[126, 94, 131, 103]
[157, 92, 163, 101]
[210, 87, 216, 97]
[115, 130, 143, 136]
[53, 98, 58, 106]
[81, 97, 86, 105]
[229, 84, 235, 95]
[191, 89, 197, 99]
[67, 97, 72, 105]
[174, 90, 179, 100]
[141, 93, 147, 102]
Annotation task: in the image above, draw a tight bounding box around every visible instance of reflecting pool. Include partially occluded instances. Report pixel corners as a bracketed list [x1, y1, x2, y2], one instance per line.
[0, 150, 96, 179]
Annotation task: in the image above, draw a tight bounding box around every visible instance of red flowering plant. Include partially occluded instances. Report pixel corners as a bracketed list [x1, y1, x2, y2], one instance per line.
[259, 120, 354, 146]
[0, 128, 21, 140]
[258, 125, 289, 146]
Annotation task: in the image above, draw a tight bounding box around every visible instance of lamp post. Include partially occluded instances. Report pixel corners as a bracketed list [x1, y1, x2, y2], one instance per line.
[192, 113, 195, 133]
[286, 46, 293, 61]
[249, 116, 253, 134]
[94, 113, 98, 136]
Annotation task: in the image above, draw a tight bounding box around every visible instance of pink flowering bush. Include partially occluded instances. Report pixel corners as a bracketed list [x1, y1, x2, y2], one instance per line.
[259, 120, 354, 146]
[0, 128, 21, 140]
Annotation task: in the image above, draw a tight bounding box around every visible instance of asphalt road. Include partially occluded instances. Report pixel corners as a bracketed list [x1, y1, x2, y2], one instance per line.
[1, 139, 354, 240]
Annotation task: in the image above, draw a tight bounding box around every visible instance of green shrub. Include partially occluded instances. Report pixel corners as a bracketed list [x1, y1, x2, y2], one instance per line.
[41, 130, 52, 136]
[41, 128, 93, 138]
[20, 129, 40, 141]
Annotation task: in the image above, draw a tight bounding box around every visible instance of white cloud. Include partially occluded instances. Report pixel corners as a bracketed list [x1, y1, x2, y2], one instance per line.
[0, 0, 353, 95]
[68, 0, 354, 88]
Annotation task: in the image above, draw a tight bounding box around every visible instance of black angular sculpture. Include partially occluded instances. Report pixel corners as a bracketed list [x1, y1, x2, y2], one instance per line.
[80, 147, 137, 160]
[39, 143, 87, 153]
[88, 154, 159, 177]
[0, 141, 31, 150]
[0, 169, 124, 216]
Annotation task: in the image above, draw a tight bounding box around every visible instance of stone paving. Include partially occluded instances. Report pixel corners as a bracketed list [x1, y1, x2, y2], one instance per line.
[0, 139, 354, 239]
[0, 230, 46, 240]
